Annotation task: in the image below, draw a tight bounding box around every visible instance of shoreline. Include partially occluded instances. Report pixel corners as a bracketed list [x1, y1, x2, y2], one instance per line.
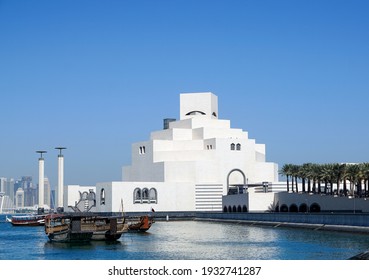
[123, 211, 369, 235]
[5, 212, 369, 234]
[194, 218, 369, 234]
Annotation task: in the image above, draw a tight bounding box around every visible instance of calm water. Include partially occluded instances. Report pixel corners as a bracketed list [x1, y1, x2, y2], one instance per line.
[0, 214, 368, 260]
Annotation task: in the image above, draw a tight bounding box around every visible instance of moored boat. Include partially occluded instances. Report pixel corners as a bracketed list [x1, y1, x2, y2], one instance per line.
[127, 215, 154, 232]
[7, 214, 45, 226]
[44, 213, 128, 242]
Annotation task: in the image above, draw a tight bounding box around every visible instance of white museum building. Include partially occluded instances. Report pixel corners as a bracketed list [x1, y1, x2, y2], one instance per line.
[65, 92, 281, 213]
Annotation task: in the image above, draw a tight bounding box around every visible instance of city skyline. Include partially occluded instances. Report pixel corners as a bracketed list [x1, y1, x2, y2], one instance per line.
[1, 0, 368, 187]
[0, 175, 54, 211]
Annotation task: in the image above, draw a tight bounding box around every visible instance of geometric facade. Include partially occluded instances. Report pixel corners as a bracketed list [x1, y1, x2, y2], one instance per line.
[66, 92, 279, 213]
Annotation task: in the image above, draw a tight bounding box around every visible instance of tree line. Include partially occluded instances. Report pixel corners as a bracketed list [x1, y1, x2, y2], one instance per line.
[280, 163, 369, 197]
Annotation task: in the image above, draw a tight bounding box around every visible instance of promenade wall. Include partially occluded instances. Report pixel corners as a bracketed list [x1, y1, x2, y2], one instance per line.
[195, 212, 369, 233]
[109, 210, 369, 233]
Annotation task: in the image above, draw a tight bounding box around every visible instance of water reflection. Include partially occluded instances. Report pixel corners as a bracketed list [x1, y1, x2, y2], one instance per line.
[2, 217, 369, 260]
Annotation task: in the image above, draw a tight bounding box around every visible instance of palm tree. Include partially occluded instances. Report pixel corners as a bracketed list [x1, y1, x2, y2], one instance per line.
[302, 163, 313, 193]
[310, 163, 322, 194]
[321, 163, 339, 195]
[357, 163, 368, 197]
[346, 164, 360, 197]
[299, 164, 310, 193]
[320, 164, 331, 194]
[280, 164, 292, 193]
[290, 164, 300, 193]
[361, 163, 369, 197]
[281, 162, 369, 198]
[334, 163, 346, 196]
[341, 164, 350, 196]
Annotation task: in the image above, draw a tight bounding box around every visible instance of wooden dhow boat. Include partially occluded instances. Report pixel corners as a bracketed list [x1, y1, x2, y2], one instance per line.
[127, 215, 154, 232]
[6, 214, 45, 226]
[44, 213, 128, 242]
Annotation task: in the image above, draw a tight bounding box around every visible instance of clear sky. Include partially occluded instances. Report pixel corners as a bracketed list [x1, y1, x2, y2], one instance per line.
[0, 0, 368, 187]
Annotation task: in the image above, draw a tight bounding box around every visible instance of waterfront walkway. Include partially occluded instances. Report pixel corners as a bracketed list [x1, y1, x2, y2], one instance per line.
[195, 212, 369, 234]
[126, 211, 369, 234]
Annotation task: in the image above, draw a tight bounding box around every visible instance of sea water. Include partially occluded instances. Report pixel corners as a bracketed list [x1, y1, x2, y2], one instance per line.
[0, 214, 368, 260]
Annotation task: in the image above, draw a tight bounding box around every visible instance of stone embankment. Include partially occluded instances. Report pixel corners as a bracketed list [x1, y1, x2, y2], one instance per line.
[195, 212, 369, 234]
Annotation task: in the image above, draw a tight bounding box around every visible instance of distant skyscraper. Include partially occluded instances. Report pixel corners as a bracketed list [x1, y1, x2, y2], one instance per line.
[6, 178, 15, 204]
[44, 177, 51, 208]
[0, 178, 15, 209]
[0, 177, 6, 193]
[15, 187, 25, 208]
[14, 179, 22, 205]
[21, 176, 36, 207]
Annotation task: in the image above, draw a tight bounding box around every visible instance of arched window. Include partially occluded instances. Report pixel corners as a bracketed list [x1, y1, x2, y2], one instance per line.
[280, 204, 288, 212]
[232, 205, 237, 212]
[142, 188, 149, 203]
[81, 191, 88, 200]
[242, 205, 248, 212]
[223, 206, 228, 212]
[275, 204, 280, 212]
[228, 206, 232, 212]
[226, 169, 247, 193]
[133, 188, 158, 204]
[237, 205, 242, 212]
[186, 110, 206, 116]
[310, 203, 321, 212]
[236, 143, 241, 151]
[149, 188, 157, 203]
[299, 203, 308, 213]
[289, 204, 298, 212]
[88, 190, 96, 201]
[134, 188, 141, 203]
[230, 143, 235, 150]
[100, 189, 105, 205]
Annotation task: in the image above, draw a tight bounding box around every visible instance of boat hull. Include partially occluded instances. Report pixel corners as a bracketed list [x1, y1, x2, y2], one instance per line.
[91, 231, 123, 241]
[127, 215, 154, 232]
[45, 214, 127, 243]
[47, 230, 94, 243]
[8, 215, 45, 226]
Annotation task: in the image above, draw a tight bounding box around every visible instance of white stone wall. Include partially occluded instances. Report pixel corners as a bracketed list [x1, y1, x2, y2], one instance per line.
[95, 181, 195, 213]
[248, 190, 275, 212]
[274, 192, 369, 213]
[65, 185, 95, 212]
[180, 92, 218, 120]
[222, 193, 249, 212]
[195, 184, 223, 211]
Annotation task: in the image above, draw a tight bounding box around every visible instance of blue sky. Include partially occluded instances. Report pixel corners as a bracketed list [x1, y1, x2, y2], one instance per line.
[0, 0, 368, 187]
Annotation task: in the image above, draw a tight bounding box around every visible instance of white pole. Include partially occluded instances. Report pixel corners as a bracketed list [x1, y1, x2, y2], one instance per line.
[57, 154, 64, 208]
[38, 157, 45, 208]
